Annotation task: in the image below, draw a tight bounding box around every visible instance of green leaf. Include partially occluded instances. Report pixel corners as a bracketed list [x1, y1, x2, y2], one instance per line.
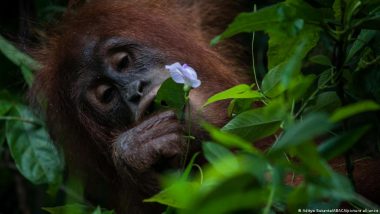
[20, 65, 34, 87]
[6, 105, 64, 184]
[318, 68, 333, 88]
[267, 25, 320, 71]
[261, 25, 320, 96]
[92, 207, 102, 214]
[356, 14, 380, 30]
[318, 126, 370, 160]
[212, 0, 323, 44]
[309, 55, 332, 66]
[155, 78, 186, 111]
[203, 84, 261, 107]
[261, 65, 286, 98]
[271, 113, 333, 152]
[0, 122, 5, 148]
[202, 123, 260, 154]
[0, 35, 40, 86]
[346, 30, 377, 63]
[181, 152, 200, 181]
[295, 143, 330, 177]
[0, 100, 13, 116]
[203, 142, 239, 173]
[187, 173, 268, 214]
[144, 181, 199, 208]
[91, 206, 113, 214]
[333, 0, 342, 21]
[43, 204, 92, 214]
[305, 92, 341, 113]
[344, 0, 362, 24]
[330, 101, 380, 122]
[221, 107, 282, 141]
[274, 27, 320, 86]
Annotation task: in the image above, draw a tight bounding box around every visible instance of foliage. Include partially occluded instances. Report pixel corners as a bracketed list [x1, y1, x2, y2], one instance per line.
[150, 0, 380, 213]
[0, 0, 380, 213]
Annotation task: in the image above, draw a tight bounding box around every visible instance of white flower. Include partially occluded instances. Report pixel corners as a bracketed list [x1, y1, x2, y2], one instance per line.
[165, 62, 201, 88]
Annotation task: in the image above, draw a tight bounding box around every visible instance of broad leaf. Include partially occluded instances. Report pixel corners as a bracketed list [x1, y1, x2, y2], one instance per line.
[309, 55, 332, 66]
[203, 142, 239, 173]
[221, 107, 282, 141]
[0, 35, 40, 86]
[202, 123, 260, 154]
[6, 105, 64, 184]
[144, 181, 199, 208]
[271, 113, 333, 152]
[318, 126, 370, 160]
[43, 204, 89, 214]
[270, 26, 320, 86]
[330, 101, 380, 122]
[155, 78, 185, 112]
[211, 0, 324, 45]
[203, 84, 261, 107]
[346, 30, 377, 63]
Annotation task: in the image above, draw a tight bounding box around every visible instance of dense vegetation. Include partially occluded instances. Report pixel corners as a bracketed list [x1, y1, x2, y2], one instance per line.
[0, 0, 379, 213]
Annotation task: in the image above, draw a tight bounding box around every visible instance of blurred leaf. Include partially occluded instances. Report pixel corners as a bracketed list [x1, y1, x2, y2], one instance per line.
[43, 204, 98, 214]
[6, 105, 64, 184]
[333, 0, 342, 21]
[181, 152, 200, 181]
[203, 84, 261, 107]
[287, 185, 308, 213]
[20, 65, 34, 87]
[356, 14, 380, 30]
[187, 173, 268, 214]
[0, 100, 12, 116]
[318, 126, 370, 160]
[288, 74, 316, 101]
[309, 55, 332, 66]
[295, 143, 330, 176]
[221, 107, 282, 141]
[0, 35, 40, 86]
[261, 65, 286, 98]
[318, 68, 333, 88]
[305, 92, 341, 113]
[344, 0, 362, 24]
[0, 122, 5, 148]
[155, 78, 185, 112]
[271, 113, 333, 152]
[227, 98, 254, 117]
[202, 123, 260, 154]
[92, 207, 102, 214]
[203, 142, 239, 173]
[91, 206, 113, 214]
[330, 101, 380, 122]
[346, 30, 377, 63]
[327, 171, 355, 200]
[144, 181, 199, 208]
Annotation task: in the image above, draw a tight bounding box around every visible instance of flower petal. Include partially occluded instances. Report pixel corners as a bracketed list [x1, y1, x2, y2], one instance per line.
[190, 79, 201, 88]
[182, 64, 197, 79]
[165, 62, 201, 88]
[168, 69, 185, 84]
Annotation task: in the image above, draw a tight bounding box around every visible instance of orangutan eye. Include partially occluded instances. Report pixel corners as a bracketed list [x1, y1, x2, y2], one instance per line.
[110, 52, 130, 72]
[95, 84, 117, 104]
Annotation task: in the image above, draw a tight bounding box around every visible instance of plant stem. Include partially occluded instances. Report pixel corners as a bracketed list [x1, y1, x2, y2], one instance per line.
[0, 116, 41, 125]
[263, 173, 275, 214]
[251, 4, 261, 92]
